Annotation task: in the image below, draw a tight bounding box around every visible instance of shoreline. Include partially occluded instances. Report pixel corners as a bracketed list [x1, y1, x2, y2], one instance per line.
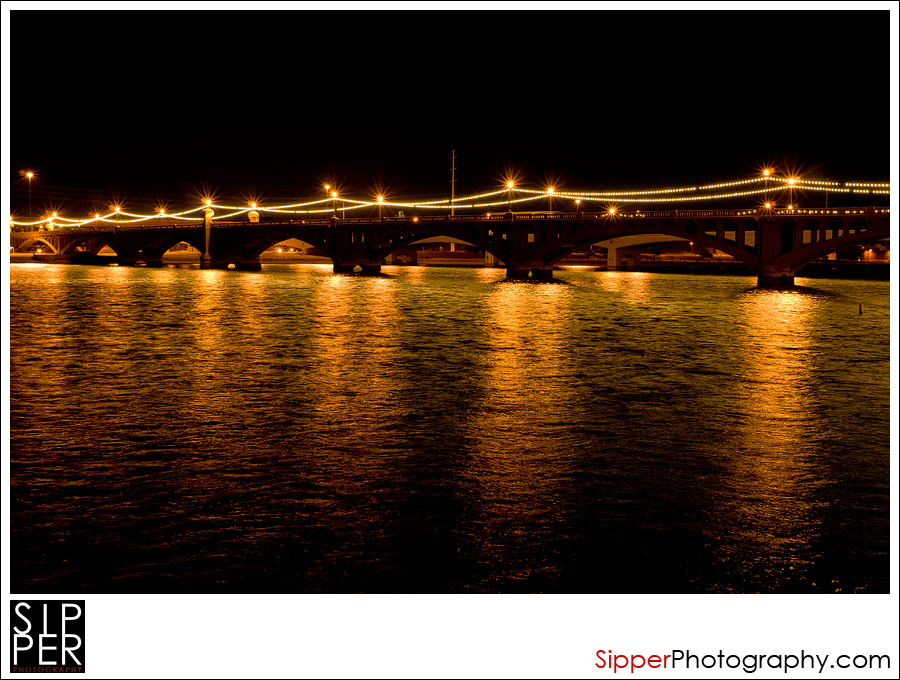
[9, 253, 890, 280]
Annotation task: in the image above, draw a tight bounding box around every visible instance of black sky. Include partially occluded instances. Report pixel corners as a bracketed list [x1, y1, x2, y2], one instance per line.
[9, 8, 890, 215]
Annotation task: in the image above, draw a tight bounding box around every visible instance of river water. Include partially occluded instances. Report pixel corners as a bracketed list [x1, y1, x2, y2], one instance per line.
[8, 263, 890, 593]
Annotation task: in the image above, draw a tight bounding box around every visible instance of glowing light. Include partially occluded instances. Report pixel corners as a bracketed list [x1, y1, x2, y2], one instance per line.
[250, 202, 257, 208]
[324, 184, 331, 191]
[6, 171, 889, 227]
[608, 207, 616, 215]
[51, 212, 57, 217]
[26, 172, 34, 179]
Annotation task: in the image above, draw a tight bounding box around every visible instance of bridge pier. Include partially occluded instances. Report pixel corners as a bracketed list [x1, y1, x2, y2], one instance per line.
[757, 272, 795, 288]
[506, 266, 553, 280]
[757, 265, 795, 288]
[33, 253, 72, 264]
[606, 245, 621, 270]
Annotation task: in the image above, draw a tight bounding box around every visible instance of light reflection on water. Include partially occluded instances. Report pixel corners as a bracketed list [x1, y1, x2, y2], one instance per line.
[9, 264, 890, 593]
[708, 289, 826, 591]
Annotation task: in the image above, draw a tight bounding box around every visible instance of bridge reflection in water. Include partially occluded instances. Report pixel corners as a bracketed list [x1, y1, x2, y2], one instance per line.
[11, 207, 890, 287]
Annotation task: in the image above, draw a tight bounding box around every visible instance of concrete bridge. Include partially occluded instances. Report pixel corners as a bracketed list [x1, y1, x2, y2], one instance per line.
[11, 207, 890, 287]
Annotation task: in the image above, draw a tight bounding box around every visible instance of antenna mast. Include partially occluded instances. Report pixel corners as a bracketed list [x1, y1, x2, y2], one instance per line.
[450, 149, 457, 216]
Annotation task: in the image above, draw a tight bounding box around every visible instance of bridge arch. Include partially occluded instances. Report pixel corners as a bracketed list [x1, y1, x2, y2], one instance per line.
[14, 237, 59, 254]
[521, 225, 758, 271]
[59, 235, 118, 256]
[247, 236, 321, 260]
[376, 232, 497, 262]
[773, 227, 888, 274]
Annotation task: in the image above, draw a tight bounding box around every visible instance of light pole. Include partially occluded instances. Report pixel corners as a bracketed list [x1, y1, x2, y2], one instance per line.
[331, 190, 338, 217]
[506, 180, 515, 213]
[762, 168, 771, 211]
[377, 194, 384, 220]
[547, 186, 554, 213]
[26, 171, 34, 217]
[787, 177, 796, 211]
[575, 199, 581, 215]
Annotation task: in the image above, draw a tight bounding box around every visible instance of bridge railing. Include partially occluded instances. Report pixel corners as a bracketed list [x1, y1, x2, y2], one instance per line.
[9, 206, 888, 234]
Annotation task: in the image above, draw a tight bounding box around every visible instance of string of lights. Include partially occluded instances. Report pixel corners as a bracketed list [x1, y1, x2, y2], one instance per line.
[10, 173, 890, 227]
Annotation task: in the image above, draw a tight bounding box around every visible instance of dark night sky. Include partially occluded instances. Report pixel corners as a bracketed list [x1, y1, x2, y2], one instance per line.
[9, 8, 891, 215]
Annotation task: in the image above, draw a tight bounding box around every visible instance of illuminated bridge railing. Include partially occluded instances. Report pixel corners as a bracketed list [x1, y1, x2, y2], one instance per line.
[10, 206, 890, 234]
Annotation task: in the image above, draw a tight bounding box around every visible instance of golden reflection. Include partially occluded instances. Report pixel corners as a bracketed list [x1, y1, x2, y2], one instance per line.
[401, 264, 426, 284]
[713, 289, 827, 590]
[475, 266, 503, 283]
[184, 269, 230, 415]
[593, 271, 652, 304]
[305, 273, 404, 468]
[466, 281, 576, 581]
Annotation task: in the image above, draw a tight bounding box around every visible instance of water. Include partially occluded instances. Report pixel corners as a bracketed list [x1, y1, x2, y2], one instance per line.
[9, 264, 890, 593]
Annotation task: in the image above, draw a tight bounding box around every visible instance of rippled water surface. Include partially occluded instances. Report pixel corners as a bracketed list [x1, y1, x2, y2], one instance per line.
[9, 264, 890, 593]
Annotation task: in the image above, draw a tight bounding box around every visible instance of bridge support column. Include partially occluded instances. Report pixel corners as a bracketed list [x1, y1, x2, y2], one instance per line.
[606, 245, 621, 270]
[506, 266, 553, 280]
[757, 266, 795, 288]
[201, 208, 214, 269]
[33, 253, 72, 264]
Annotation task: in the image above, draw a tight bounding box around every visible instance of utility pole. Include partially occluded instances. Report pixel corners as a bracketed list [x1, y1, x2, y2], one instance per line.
[450, 149, 457, 217]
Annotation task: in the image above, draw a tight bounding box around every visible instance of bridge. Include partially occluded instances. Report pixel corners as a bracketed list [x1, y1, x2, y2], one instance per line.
[11, 206, 889, 287]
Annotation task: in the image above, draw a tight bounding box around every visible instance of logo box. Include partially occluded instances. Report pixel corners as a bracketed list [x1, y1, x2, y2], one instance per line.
[10, 600, 85, 673]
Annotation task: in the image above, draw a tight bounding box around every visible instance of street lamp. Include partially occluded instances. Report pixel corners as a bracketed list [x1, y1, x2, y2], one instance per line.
[547, 186, 554, 213]
[575, 198, 581, 215]
[762, 168, 771, 210]
[331, 190, 339, 217]
[377, 194, 385, 220]
[25, 171, 34, 217]
[787, 177, 797, 210]
[507, 180, 514, 213]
